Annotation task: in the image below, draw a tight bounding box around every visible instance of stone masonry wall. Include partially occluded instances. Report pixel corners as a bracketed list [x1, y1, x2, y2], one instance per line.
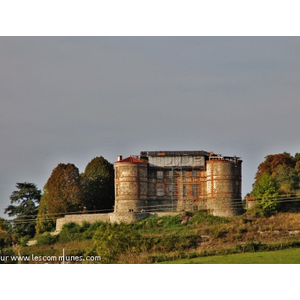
[56, 213, 110, 232]
[55, 211, 181, 231]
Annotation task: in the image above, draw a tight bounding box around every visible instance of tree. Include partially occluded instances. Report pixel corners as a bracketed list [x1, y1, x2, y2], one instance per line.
[45, 163, 83, 214]
[81, 156, 114, 211]
[251, 174, 280, 217]
[255, 152, 295, 181]
[272, 165, 299, 196]
[252, 173, 279, 199]
[4, 183, 41, 238]
[36, 163, 84, 234]
[35, 193, 55, 235]
[294, 153, 300, 181]
[0, 217, 9, 232]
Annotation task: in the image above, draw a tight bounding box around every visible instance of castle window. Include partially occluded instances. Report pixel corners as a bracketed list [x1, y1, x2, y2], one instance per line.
[192, 170, 197, 177]
[168, 170, 173, 177]
[157, 187, 164, 196]
[192, 184, 198, 196]
[168, 185, 173, 196]
[157, 171, 163, 179]
[183, 185, 187, 197]
[182, 170, 186, 177]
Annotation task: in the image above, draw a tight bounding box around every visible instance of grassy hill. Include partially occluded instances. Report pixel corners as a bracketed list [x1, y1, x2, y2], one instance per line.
[3, 211, 300, 263]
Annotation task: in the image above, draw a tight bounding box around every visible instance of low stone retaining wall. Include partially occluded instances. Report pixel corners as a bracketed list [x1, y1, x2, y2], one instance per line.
[56, 213, 110, 232]
[55, 211, 181, 232]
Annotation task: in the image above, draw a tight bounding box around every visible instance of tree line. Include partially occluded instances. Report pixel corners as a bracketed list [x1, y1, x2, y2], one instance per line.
[2, 156, 114, 241]
[249, 152, 300, 216]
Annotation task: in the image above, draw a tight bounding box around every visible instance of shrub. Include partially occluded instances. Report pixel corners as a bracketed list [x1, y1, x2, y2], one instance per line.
[247, 197, 279, 218]
[260, 197, 279, 217]
[92, 223, 142, 263]
[190, 211, 230, 225]
[211, 229, 228, 239]
[19, 235, 31, 247]
[58, 222, 83, 243]
[235, 241, 267, 253]
[82, 222, 103, 239]
[36, 232, 57, 246]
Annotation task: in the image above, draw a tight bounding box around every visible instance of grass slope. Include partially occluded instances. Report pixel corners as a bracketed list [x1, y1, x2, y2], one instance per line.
[162, 247, 300, 264]
[4, 211, 300, 263]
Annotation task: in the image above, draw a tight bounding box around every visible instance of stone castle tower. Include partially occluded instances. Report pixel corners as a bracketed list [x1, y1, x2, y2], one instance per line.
[114, 151, 242, 217]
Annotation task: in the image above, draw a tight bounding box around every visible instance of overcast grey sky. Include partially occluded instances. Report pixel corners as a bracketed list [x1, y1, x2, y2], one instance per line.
[1, 37, 300, 217]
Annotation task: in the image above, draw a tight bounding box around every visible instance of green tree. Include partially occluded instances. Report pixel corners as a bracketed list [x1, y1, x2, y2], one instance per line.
[4, 183, 41, 238]
[0, 217, 9, 232]
[35, 192, 55, 235]
[251, 174, 280, 217]
[272, 165, 299, 196]
[81, 156, 114, 211]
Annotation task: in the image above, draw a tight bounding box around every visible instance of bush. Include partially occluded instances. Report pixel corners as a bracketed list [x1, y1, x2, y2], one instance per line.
[36, 232, 57, 246]
[92, 223, 142, 263]
[260, 197, 279, 217]
[82, 222, 103, 239]
[132, 215, 182, 232]
[58, 222, 83, 243]
[235, 241, 267, 253]
[19, 235, 31, 247]
[247, 197, 279, 218]
[145, 235, 202, 252]
[0, 232, 12, 248]
[190, 211, 230, 225]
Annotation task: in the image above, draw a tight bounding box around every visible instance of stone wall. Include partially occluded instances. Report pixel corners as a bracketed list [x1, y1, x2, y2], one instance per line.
[56, 213, 110, 232]
[109, 212, 150, 223]
[55, 211, 182, 231]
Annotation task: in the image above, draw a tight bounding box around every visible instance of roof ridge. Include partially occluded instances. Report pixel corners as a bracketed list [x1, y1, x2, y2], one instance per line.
[114, 156, 146, 164]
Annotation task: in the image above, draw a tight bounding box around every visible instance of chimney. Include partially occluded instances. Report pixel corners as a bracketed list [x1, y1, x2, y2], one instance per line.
[117, 155, 122, 161]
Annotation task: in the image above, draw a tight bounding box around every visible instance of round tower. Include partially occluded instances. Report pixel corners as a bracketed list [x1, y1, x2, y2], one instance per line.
[206, 156, 242, 217]
[114, 156, 148, 213]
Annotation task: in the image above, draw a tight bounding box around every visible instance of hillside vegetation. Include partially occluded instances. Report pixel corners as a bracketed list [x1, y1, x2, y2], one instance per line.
[3, 210, 300, 264]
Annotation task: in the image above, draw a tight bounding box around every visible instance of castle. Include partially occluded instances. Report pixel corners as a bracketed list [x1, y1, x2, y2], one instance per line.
[114, 150, 243, 217]
[56, 150, 242, 230]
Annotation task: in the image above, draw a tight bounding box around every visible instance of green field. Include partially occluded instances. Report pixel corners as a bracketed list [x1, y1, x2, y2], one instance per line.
[162, 247, 300, 264]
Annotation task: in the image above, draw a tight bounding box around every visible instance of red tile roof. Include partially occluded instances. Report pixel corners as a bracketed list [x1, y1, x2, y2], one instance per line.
[114, 157, 147, 164]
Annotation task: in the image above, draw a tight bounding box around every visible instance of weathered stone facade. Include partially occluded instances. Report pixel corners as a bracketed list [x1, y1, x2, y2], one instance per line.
[114, 151, 243, 217]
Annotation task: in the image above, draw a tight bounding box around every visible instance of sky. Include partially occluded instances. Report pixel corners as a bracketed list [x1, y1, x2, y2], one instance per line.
[1, 36, 300, 218]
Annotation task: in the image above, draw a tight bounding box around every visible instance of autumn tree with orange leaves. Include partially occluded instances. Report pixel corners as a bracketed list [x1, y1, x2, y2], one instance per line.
[36, 163, 84, 234]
